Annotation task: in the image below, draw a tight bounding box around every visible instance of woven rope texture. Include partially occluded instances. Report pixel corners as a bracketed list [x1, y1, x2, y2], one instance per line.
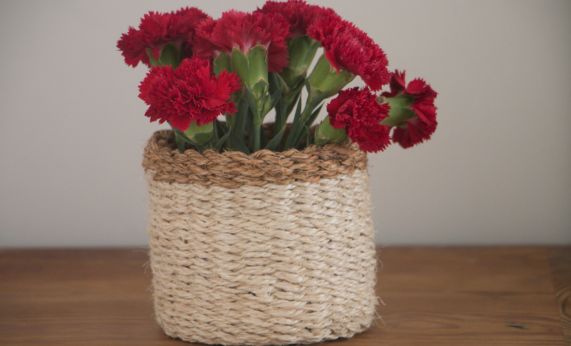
[143, 130, 367, 188]
[144, 131, 377, 345]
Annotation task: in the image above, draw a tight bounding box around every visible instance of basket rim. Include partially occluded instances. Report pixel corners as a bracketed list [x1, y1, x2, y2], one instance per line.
[143, 130, 367, 188]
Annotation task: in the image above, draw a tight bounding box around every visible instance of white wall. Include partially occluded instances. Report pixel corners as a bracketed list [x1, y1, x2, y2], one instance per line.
[1, 0, 570, 247]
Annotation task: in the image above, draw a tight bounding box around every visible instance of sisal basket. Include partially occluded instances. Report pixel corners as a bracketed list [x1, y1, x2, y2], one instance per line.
[142, 130, 377, 345]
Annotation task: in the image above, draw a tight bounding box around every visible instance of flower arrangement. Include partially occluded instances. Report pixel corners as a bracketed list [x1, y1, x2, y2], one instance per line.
[118, 0, 438, 154]
[121, 3, 439, 343]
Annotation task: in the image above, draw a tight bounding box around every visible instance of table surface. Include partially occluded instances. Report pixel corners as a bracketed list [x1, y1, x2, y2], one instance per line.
[1, 247, 569, 346]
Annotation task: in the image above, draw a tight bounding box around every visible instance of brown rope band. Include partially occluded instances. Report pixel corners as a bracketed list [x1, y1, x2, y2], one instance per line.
[143, 130, 368, 188]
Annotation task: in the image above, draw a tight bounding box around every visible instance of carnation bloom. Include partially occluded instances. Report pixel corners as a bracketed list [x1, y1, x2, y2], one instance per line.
[138, 57, 241, 131]
[117, 28, 148, 67]
[327, 87, 391, 152]
[197, 11, 290, 72]
[382, 70, 438, 148]
[117, 7, 210, 67]
[307, 14, 389, 90]
[257, 0, 337, 37]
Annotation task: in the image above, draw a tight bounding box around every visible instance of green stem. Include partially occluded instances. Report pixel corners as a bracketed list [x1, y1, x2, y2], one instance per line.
[252, 123, 261, 152]
[284, 100, 315, 149]
[173, 128, 199, 152]
[227, 98, 250, 153]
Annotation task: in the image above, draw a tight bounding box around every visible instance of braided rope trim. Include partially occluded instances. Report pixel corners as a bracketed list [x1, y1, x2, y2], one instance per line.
[146, 169, 377, 345]
[143, 130, 367, 188]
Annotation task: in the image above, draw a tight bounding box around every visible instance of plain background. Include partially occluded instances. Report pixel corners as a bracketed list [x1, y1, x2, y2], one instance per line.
[0, 0, 570, 247]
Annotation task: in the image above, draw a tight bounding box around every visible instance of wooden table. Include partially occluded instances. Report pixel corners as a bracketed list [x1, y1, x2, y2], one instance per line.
[1, 247, 569, 345]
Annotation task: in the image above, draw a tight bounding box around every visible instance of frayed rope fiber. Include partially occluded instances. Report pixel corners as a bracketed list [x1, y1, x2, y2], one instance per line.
[143, 130, 377, 345]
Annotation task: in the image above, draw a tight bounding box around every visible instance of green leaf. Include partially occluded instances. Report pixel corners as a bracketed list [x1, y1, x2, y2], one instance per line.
[266, 94, 301, 151]
[225, 113, 236, 129]
[268, 85, 282, 113]
[272, 71, 304, 126]
[213, 120, 231, 150]
[307, 104, 323, 127]
[269, 73, 286, 114]
[217, 120, 229, 134]
[284, 95, 324, 150]
[293, 95, 303, 121]
[173, 128, 198, 152]
[270, 72, 290, 95]
[265, 124, 286, 151]
[227, 98, 251, 153]
[283, 97, 308, 150]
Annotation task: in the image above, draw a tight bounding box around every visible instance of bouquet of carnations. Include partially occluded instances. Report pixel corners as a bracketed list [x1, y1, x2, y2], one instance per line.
[118, 0, 437, 155]
[118, 2, 438, 345]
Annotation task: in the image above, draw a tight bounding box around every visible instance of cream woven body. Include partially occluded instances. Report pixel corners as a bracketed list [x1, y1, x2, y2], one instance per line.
[144, 131, 377, 345]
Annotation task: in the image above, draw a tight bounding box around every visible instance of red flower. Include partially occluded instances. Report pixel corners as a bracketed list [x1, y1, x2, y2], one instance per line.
[190, 18, 218, 59]
[328, 88, 391, 153]
[138, 57, 241, 131]
[257, 0, 337, 37]
[197, 11, 290, 72]
[117, 28, 148, 67]
[308, 14, 389, 90]
[117, 7, 210, 67]
[172, 7, 213, 58]
[382, 71, 438, 148]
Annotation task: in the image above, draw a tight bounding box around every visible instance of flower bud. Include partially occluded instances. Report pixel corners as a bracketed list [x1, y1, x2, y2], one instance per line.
[231, 45, 269, 97]
[307, 55, 354, 102]
[230, 45, 272, 123]
[280, 36, 319, 87]
[380, 94, 415, 127]
[213, 52, 231, 76]
[184, 121, 214, 146]
[314, 116, 347, 146]
[146, 43, 182, 68]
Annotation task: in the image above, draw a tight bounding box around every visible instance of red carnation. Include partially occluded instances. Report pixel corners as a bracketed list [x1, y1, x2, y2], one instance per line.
[257, 0, 337, 37]
[190, 18, 218, 58]
[382, 70, 438, 148]
[138, 57, 241, 131]
[308, 14, 389, 90]
[327, 88, 391, 153]
[197, 11, 290, 72]
[117, 7, 210, 67]
[117, 28, 149, 67]
[171, 7, 212, 58]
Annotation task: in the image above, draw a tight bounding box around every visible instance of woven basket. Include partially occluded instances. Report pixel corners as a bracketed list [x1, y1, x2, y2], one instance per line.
[142, 130, 377, 345]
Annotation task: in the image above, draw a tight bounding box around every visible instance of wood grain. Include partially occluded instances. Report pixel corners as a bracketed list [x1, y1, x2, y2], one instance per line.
[0, 247, 568, 346]
[550, 247, 571, 345]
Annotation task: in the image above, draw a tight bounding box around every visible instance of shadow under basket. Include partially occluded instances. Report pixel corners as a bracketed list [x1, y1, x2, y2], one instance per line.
[142, 130, 378, 345]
